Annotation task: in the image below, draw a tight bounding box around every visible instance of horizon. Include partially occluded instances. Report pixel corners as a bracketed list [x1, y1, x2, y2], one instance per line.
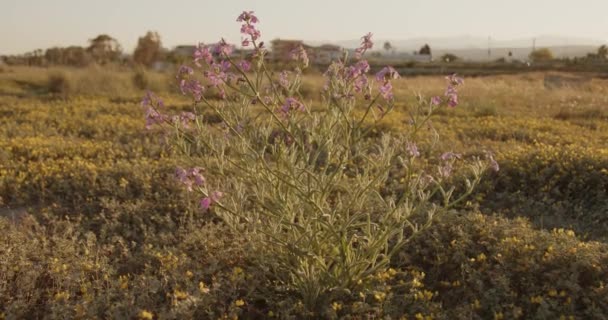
[2, 0, 608, 55]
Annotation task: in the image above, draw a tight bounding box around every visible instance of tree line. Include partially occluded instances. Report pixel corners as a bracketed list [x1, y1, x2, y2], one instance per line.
[2, 32, 166, 67]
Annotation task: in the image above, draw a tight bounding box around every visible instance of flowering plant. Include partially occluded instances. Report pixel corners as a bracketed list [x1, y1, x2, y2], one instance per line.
[142, 11, 495, 310]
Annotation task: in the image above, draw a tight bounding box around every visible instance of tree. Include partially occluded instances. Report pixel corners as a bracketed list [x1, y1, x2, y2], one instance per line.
[597, 45, 608, 60]
[133, 31, 164, 67]
[419, 44, 431, 56]
[383, 41, 393, 55]
[529, 48, 554, 62]
[87, 34, 122, 64]
[441, 53, 459, 63]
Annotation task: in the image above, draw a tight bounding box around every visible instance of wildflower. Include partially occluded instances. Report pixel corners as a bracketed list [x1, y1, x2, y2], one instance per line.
[179, 79, 204, 102]
[331, 302, 343, 311]
[200, 191, 223, 210]
[214, 39, 234, 56]
[138, 310, 154, 320]
[199, 281, 210, 294]
[174, 289, 188, 300]
[487, 152, 499, 172]
[236, 11, 259, 23]
[440, 151, 462, 161]
[290, 45, 309, 68]
[193, 43, 213, 66]
[407, 142, 420, 157]
[355, 32, 374, 59]
[443, 74, 463, 107]
[175, 167, 205, 192]
[235, 299, 245, 307]
[240, 24, 261, 41]
[176, 65, 193, 77]
[241, 38, 250, 47]
[278, 71, 290, 88]
[379, 81, 394, 100]
[280, 97, 306, 115]
[446, 73, 464, 86]
[438, 163, 453, 178]
[238, 60, 251, 72]
[375, 66, 400, 81]
[430, 96, 442, 106]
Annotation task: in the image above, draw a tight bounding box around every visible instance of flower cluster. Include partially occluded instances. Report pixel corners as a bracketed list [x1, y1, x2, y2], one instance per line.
[431, 74, 465, 107]
[355, 32, 373, 59]
[141, 91, 167, 129]
[237, 11, 260, 46]
[175, 167, 205, 192]
[376, 66, 400, 100]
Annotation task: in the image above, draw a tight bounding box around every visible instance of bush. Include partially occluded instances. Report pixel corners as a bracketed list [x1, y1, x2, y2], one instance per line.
[47, 72, 72, 98]
[142, 11, 491, 314]
[132, 68, 150, 90]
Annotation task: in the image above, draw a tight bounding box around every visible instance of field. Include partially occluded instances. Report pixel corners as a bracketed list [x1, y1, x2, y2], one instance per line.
[0, 65, 607, 319]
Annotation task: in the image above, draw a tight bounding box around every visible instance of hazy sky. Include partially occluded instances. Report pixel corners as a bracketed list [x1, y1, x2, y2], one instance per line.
[1, 0, 607, 54]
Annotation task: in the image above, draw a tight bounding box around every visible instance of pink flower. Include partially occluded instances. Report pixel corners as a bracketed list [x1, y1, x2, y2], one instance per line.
[280, 97, 305, 115]
[446, 74, 464, 86]
[194, 43, 213, 67]
[289, 45, 309, 67]
[440, 152, 462, 161]
[214, 39, 234, 56]
[375, 66, 400, 81]
[407, 142, 420, 157]
[237, 11, 259, 23]
[438, 163, 453, 178]
[278, 71, 290, 88]
[430, 96, 442, 106]
[355, 32, 374, 59]
[240, 24, 261, 41]
[241, 38, 250, 47]
[379, 82, 394, 100]
[179, 79, 204, 102]
[486, 152, 500, 172]
[176, 167, 206, 192]
[200, 191, 223, 210]
[238, 60, 251, 72]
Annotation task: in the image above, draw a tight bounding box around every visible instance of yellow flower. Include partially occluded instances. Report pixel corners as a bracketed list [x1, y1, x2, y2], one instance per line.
[374, 292, 386, 302]
[199, 281, 210, 294]
[186, 270, 194, 278]
[530, 296, 543, 304]
[331, 302, 343, 311]
[494, 312, 504, 320]
[548, 289, 557, 297]
[235, 299, 245, 307]
[119, 275, 129, 290]
[174, 289, 188, 300]
[138, 310, 154, 320]
[54, 291, 70, 302]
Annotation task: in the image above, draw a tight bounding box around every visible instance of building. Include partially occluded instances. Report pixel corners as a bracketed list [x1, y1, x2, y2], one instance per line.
[270, 39, 342, 64]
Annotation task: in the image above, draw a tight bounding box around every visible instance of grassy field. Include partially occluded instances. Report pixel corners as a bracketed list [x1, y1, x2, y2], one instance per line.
[0, 66, 607, 319]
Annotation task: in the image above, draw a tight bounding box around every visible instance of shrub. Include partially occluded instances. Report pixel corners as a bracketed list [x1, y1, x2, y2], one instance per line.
[132, 68, 150, 90]
[142, 11, 493, 313]
[47, 71, 72, 98]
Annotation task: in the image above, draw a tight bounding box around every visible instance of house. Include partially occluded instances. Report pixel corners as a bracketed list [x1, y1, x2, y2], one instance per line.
[270, 39, 343, 64]
[270, 39, 305, 62]
[313, 44, 342, 64]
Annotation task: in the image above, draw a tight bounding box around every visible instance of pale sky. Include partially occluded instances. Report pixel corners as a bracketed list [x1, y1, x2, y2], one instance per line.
[1, 0, 607, 55]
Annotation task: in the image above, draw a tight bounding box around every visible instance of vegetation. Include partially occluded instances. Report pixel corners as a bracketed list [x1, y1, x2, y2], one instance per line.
[529, 48, 555, 62]
[1, 11, 607, 319]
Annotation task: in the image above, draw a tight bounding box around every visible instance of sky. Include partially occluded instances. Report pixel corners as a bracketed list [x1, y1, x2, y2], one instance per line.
[1, 0, 608, 55]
